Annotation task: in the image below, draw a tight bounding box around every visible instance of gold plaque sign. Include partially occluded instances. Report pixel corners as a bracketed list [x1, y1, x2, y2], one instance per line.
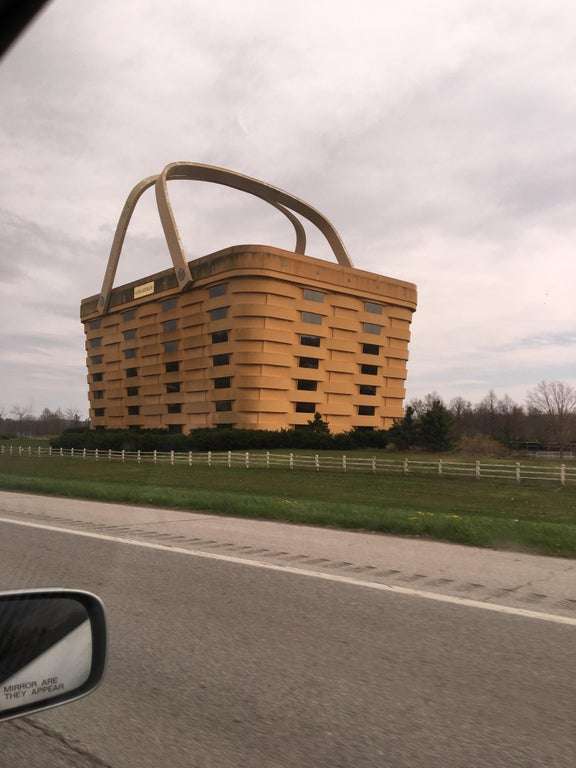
[134, 281, 154, 299]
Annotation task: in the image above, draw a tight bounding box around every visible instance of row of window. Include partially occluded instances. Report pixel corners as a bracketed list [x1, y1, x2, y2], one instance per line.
[94, 379, 379, 398]
[294, 403, 377, 415]
[94, 403, 376, 419]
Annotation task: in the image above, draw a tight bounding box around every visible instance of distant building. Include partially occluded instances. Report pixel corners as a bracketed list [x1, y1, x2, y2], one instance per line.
[80, 163, 417, 433]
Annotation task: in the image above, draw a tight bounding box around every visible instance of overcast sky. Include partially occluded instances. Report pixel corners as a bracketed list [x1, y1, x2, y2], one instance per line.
[1, 0, 575, 416]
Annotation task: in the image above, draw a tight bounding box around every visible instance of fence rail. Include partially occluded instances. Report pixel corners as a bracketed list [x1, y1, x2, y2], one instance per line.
[2, 444, 576, 486]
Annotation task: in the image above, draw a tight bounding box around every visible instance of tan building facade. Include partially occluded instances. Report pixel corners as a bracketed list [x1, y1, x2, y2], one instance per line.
[80, 164, 417, 433]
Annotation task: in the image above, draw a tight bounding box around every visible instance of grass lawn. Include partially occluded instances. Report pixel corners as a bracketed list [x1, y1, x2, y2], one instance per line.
[1, 454, 576, 558]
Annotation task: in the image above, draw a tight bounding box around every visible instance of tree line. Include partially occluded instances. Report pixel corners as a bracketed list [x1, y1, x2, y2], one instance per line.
[0, 406, 88, 438]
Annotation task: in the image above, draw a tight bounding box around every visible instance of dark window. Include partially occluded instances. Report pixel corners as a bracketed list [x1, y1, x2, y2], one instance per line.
[359, 384, 377, 395]
[213, 353, 231, 366]
[127, 386, 139, 396]
[360, 364, 378, 376]
[295, 402, 316, 413]
[364, 301, 383, 315]
[124, 348, 137, 359]
[122, 309, 136, 322]
[163, 340, 178, 353]
[128, 425, 141, 431]
[91, 355, 103, 364]
[212, 330, 229, 344]
[303, 288, 325, 303]
[209, 283, 227, 298]
[161, 298, 178, 312]
[92, 372, 103, 383]
[300, 334, 320, 347]
[215, 423, 235, 429]
[362, 322, 381, 335]
[165, 361, 180, 373]
[89, 319, 101, 330]
[162, 319, 177, 333]
[215, 400, 233, 412]
[297, 379, 318, 391]
[300, 311, 322, 325]
[167, 403, 182, 414]
[166, 382, 181, 393]
[358, 405, 376, 416]
[126, 367, 138, 378]
[90, 337, 102, 348]
[168, 424, 183, 434]
[362, 343, 380, 356]
[93, 390, 104, 400]
[123, 329, 137, 341]
[127, 405, 140, 416]
[299, 357, 319, 369]
[209, 306, 228, 321]
[94, 408, 105, 417]
[214, 377, 231, 389]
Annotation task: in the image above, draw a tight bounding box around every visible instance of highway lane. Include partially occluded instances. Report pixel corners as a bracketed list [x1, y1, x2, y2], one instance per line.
[0, 518, 575, 768]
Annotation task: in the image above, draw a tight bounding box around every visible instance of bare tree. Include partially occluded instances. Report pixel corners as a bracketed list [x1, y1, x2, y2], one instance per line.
[526, 381, 576, 455]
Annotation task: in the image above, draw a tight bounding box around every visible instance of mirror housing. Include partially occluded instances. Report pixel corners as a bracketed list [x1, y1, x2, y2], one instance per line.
[0, 589, 107, 722]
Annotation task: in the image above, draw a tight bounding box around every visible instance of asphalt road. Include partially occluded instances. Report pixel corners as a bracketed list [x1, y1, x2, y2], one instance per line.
[0, 510, 575, 767]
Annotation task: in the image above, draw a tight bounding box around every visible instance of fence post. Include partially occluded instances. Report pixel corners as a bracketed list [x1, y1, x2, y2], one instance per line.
[403, 458, 408, 474]
[95, 449, 99, 461]
[438, 459, 442, 476]
[48, 445, 51, 457]
[371, 457, 376, 473]
[28, 445, 32, 457]
[515, 462, 521, 483]
[266, 451, 270, 469]
[561, 464, 566, 486]
[342, 454, 347, 472]
[245, 451, 250, 469]
[153, 449, 157, 464]
[190, 451, 194, 467]
[137, 450, 141, 464]
[59, 447, 63, 458]
[122, 449, 126, 463]
[83, 448, 86, 460]
[37, 446, 41, 458]
[108, 449, 112, 461]
[71, 447, 74, 459]
[19, 446, 22, 457]
[289, 453, 294, 470]
[227, 450, 232, 468]
[170, 450, 174, 466]
[475, 460, 480, 479]
[315, 454, 320, 472]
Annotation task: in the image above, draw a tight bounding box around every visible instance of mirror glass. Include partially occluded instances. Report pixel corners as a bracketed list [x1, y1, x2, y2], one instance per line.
[0, 596, 93, 713]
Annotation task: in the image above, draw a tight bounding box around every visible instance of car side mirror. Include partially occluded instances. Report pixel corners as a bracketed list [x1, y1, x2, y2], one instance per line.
[0, 589, 107, 722]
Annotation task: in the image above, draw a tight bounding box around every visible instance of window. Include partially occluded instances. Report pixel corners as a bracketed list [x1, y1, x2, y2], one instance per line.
[168, 424, 183, 434]
[166, 382, 181, 393]
[92, 372, 103, 383]
[300, 334, 321, 347]
[212, 330, 229, 344]
[213, 353, 231, 366]
[161, 298, 177, 312]
[163, 341, 178, 353]
[91, 355, 103, 364]
[122, 309, 136, 322]
[127, 386, 139, 396]
[359, 384, 377, 396]
[123, 329, 137, 341]
[94, 408, 105, 417]
[209, 306, 228, 321]
[297, 379, 318, 391]
[128, 425, 141, 431]
[358, 405, 376, 416]
[126, 367, 138, 378]
[124, 348, 137, 359]
[165, 361, 180, 373]
[209, 283, 227, 298]
[215, 400, 233, 412]
[90, 337, 102, 348]
[362, 343, 380, 355]
[300, 311, 322, 325]
[162, 319, 177, 333]
[303, 288, 325, 303]
[295, 402, 316, 413]
[299, 357, 319, 369]
[362, 322, 382, 335]
[214, 377, 231, 389]
[89, 319, 101, 330]
[93, 390, 104, 400]
[364, 301, 383, 315]
[167, 403, 182, 414]
[360, 364, 378, 375]
[127, 405, 140, 416]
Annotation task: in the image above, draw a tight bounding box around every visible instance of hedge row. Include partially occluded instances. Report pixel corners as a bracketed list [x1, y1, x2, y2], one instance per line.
[51, 427, 391, 453]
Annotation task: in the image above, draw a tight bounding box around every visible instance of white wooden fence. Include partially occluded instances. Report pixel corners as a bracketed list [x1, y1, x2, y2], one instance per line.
[2, 444, 576, 486]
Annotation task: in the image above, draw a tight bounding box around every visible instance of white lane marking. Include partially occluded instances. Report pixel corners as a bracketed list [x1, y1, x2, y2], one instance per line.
[1, 514, 575, 628]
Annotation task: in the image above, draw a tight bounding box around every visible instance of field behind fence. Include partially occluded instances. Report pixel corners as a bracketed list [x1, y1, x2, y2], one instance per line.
[2, 444, 576, 486]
